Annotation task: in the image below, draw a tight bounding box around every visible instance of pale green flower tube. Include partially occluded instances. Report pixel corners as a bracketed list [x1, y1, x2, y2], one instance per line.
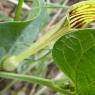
[3, 0, 95, 71]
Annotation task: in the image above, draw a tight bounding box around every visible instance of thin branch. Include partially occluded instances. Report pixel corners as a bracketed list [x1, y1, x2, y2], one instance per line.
[14, 0, 24, 21]
[7, 0, 31, 10]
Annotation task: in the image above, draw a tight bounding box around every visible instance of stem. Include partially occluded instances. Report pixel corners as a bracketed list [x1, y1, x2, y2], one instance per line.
[0, 72, 72, 95]
[1, 53, 50, 93]
[14, 0, 24, 21]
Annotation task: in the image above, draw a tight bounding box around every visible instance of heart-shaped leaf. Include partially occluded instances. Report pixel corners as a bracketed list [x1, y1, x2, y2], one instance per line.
[26, 0, 41, 20]
[52, 29, 95, 95]
[0, 0, 42, 59]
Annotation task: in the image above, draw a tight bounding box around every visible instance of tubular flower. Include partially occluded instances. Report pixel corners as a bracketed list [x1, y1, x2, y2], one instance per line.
[68, 0, 95, 28]
[2, 1, 95, 71]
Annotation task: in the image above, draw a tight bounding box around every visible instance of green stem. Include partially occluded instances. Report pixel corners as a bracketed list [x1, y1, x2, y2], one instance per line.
[0, 72, 72, 95]
[1, 52, 51, 93]
[14, 0, 24, 21]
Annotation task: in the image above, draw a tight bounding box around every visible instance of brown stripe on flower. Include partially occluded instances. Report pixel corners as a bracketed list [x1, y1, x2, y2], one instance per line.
[69, 8, 78, 16]
[70, 14, 83, 21]
[70, 19, 85, 28]
[69, 9, 85, 28]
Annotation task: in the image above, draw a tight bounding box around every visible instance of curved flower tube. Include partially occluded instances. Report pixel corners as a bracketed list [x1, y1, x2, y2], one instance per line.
[2, 0, 95, 71]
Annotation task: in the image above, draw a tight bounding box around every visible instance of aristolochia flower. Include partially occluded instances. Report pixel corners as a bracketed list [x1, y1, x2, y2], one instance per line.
[68, 0, 95, 28]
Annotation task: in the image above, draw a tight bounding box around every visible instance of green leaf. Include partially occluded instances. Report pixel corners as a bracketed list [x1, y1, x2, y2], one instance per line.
[0, 0, 47, 59]
[26, 0, 41, 20]
[52, 29, 95, 95]
[9, 0, 48, 55]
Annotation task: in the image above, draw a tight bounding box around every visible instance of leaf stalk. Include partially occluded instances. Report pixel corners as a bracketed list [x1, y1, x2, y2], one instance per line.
[14, 0, 24, 21]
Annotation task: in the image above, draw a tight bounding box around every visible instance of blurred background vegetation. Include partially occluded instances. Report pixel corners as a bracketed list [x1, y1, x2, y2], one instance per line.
[0, 0, 83, 95]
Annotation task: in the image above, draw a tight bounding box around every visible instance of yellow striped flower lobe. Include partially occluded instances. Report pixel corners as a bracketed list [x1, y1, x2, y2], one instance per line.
[68, 0, 95, 28]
